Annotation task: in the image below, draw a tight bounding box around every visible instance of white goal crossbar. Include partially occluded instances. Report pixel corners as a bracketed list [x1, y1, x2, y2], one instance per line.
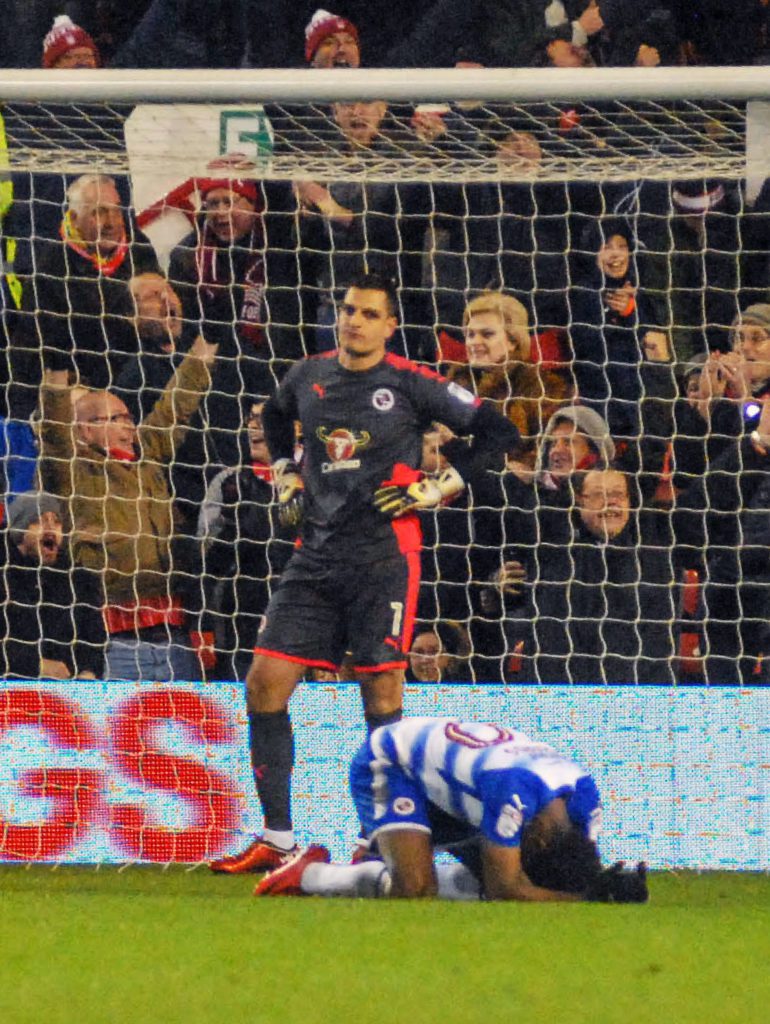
[0, 66, 769, 105]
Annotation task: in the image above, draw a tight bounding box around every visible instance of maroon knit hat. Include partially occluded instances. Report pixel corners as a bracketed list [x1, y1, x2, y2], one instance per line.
[305, 9, 359, 63]
[196, 178, 261, 208]
[42, 15, 101, 68]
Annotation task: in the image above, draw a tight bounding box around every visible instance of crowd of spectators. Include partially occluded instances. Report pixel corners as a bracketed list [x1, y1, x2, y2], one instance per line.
[1, 4, 770, 684]
[1, 2, 769, 69]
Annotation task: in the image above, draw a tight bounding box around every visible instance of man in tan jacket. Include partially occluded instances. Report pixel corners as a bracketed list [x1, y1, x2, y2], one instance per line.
[39, 333, 218, 680]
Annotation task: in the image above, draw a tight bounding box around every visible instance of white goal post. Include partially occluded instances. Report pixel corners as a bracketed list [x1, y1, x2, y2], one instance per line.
[0, 68, 769, 870]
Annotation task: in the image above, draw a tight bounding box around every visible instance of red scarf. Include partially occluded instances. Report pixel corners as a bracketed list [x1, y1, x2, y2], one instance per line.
[252, 462, 273, 482]
[108, 447, 137, 462]
[195, 224, 266, 348]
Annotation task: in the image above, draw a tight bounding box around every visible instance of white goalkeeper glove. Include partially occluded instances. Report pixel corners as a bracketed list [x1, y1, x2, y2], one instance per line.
[273, 458, 304, 528]
[374, 466, 465, 518]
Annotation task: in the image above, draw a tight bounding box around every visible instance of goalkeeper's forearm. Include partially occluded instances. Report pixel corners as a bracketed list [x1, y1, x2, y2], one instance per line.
[441, 403, 520, 482]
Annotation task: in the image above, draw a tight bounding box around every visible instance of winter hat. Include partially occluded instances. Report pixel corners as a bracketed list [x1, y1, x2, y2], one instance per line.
[680, 351, 708, 385]
[196, 177, 260, 208]
[732, 304, 770, 334]
[672, 179, 726, 214]
[7, 492, 62, 547]
[42, 15, 100, 68]
[305, 9, 359, 62]
[536, 405, 616, 476]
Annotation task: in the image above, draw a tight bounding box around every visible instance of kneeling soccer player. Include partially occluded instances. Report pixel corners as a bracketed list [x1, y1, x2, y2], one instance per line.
[255, 717, 648, 902]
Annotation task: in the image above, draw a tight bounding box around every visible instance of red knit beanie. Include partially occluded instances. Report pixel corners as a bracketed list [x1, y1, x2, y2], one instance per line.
[42, 15, 101, 68]
[304, 8, 359, 63]
[196, 178, 260, 208]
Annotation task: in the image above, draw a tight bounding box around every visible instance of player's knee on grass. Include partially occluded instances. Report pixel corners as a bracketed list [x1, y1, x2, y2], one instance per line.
[378, 829, 437, 898]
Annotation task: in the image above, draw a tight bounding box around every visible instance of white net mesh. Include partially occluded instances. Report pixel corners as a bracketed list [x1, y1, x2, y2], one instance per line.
[1, 96, 747, 180]
[0, 86, 765, 687]
[1, 74, 769, 870]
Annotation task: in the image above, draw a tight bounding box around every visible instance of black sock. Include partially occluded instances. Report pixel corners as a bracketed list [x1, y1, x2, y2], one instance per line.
[364, 707, 403, 735]
[248, 710, 294, 832]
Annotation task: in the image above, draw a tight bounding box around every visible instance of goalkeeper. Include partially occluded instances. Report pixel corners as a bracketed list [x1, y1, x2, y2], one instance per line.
[211, 272, 519, 873]
[255, 716, 649, 904]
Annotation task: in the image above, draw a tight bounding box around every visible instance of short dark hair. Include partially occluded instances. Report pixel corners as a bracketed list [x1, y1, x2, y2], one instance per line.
[521, 823, 602, 894]
[344, 272, 398, 318]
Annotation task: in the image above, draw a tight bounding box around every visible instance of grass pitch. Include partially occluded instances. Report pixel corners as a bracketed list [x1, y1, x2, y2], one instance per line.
[1, 867, 769, 1024]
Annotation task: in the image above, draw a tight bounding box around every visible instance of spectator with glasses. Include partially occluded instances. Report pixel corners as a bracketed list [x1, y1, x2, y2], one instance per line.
[38, 332, 219, 681]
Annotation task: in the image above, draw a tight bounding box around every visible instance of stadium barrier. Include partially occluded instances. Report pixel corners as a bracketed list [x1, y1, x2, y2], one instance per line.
[1, 679, 768, 870]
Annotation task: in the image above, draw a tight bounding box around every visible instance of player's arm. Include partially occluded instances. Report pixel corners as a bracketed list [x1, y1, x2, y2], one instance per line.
[262, 387, 304, 528]
[375, 402, 520, 518]
[480, 841, 581, 902]
[441, 401, 520, 480]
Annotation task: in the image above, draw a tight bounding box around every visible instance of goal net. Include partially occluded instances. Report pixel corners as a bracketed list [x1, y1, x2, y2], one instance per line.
[0, 69, 768, 868]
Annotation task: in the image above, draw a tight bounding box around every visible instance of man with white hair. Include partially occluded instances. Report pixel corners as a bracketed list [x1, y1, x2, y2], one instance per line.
[9, 172, 159, 418]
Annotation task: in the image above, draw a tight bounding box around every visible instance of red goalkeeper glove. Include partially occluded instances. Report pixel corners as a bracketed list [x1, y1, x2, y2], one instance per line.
[374, 466, 465, 518]
[273, 458, 304, 528]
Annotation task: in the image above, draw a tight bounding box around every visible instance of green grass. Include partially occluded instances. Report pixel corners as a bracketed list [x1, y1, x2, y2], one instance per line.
[1, 868, 769, 1024]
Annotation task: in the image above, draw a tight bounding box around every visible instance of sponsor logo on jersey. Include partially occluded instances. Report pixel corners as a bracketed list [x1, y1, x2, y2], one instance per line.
[495, 797, 524, 839]
[317, 426, 371, 472]
[448, 381, 476, 404]
[372, 387, 395, 411]
[392, 797, 416, 816]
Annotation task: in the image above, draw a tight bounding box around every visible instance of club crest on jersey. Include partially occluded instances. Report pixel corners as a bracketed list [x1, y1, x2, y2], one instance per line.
[317, 426, 371, 473]
[372, 387, 395, 411]
[392, 797, 416, 816]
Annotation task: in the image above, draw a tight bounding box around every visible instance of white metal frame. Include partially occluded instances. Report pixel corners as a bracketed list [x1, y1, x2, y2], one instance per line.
[0, 66, 769, 105]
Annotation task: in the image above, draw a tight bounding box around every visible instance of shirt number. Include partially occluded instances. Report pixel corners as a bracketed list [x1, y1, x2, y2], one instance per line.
[390, 601, 403, 637]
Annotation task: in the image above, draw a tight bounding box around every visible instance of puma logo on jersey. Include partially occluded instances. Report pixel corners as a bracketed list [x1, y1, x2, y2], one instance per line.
[313, 383, 326, 398]
[495, 800, 525, 839]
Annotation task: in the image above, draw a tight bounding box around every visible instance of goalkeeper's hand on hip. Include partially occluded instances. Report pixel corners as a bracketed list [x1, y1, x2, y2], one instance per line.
[273, 458, 304, 528]
[374, 466, 465, 518]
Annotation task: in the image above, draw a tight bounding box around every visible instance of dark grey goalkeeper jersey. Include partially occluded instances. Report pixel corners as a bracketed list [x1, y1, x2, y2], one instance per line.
[270, 351, 481, 561]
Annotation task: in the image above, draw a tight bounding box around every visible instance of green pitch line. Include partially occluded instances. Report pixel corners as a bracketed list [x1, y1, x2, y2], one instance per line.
[1, 868, 769, 1024]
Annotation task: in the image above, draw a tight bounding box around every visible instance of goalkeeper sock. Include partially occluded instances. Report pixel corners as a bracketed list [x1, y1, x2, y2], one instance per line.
[248, 709, 294, 834]
[365, 708, 403, 735]
[301, 860, 389, 897]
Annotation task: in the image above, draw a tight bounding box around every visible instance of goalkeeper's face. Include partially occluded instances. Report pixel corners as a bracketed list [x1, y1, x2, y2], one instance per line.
[337, 288, 397, 368]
